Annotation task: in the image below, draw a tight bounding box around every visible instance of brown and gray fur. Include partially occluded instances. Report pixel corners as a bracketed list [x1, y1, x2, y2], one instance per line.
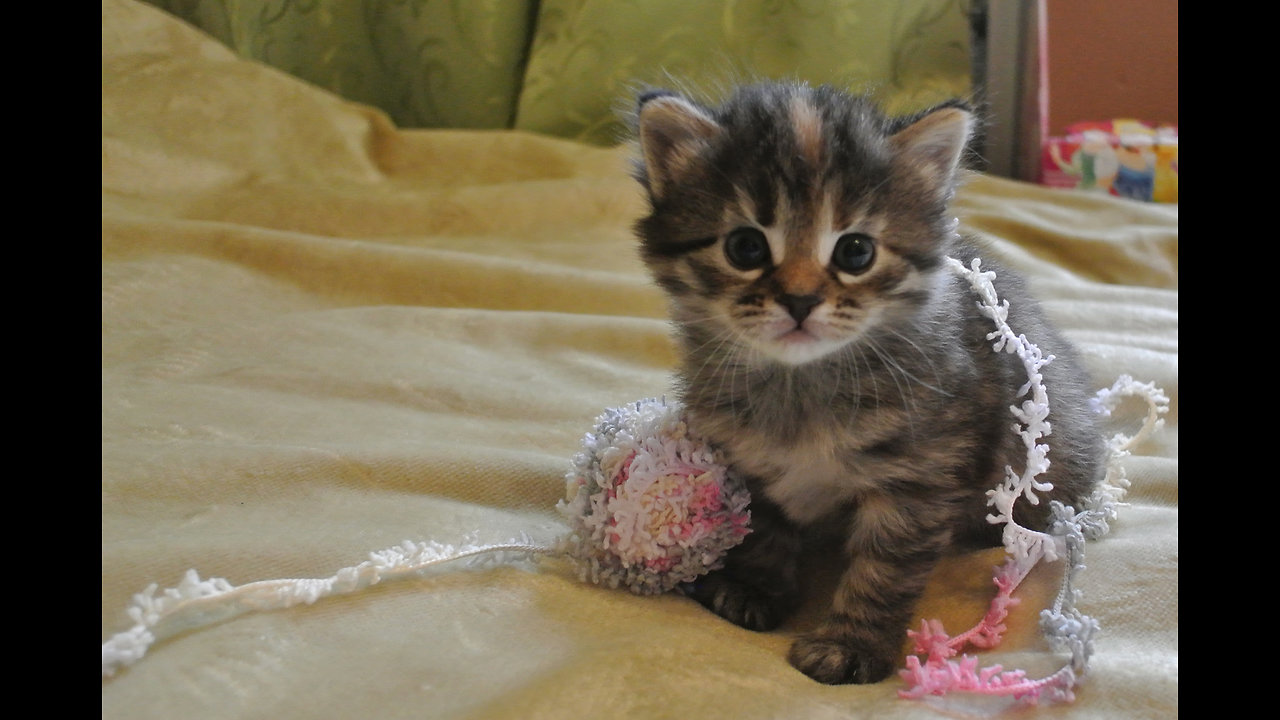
[629, 82, 1105, 685]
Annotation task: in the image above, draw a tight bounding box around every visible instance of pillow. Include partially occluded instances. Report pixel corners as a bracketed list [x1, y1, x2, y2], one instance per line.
[141, 0, 536, 130]
[513, 0, 974, 145]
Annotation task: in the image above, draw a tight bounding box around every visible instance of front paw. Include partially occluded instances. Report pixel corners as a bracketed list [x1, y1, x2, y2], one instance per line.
[685, 573, 793, 631]
[787, 633, 897, 685]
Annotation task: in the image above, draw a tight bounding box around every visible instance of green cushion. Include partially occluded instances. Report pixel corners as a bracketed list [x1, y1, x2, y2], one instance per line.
[513, 0, 974, 145]
[142, 0, 536, 130]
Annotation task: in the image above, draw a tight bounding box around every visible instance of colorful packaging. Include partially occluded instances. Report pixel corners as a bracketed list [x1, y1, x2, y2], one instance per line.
[1040, 120, 1177, 203]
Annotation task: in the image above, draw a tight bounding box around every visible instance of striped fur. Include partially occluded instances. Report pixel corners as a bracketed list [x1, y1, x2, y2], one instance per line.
[632, 83, 1105, 685]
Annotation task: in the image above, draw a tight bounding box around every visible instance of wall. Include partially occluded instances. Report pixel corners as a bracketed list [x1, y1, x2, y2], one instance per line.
[1044, 0, 1178, 136]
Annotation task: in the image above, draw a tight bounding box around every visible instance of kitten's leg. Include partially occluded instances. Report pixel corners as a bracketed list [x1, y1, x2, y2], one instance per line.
[788, 493, 947, 684]
[685, 498, 802, 631]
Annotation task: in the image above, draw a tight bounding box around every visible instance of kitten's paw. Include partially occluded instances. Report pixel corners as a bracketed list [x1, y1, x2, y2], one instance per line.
[685, 574, 791, 631]
[787, 634, 897, 685]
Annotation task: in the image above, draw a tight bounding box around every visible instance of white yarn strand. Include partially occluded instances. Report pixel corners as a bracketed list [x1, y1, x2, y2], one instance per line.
[946, 257, 1060, 564]
[945, 254, 1170, 693]
[101, 537, 550, 677]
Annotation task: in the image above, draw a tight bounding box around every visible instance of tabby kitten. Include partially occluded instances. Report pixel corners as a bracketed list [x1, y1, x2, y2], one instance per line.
[630, 83, 1105, 685]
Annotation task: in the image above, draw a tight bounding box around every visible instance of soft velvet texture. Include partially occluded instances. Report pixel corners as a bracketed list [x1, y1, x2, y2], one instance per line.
[512, 0, 973, 144]
[139, 0, 539, 129]
[102, 2, 1178, 718]
[138, 0, 972, 144]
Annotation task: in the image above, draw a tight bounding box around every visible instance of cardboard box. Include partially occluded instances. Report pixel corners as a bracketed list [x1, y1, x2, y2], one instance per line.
[1040, 120, 1177, 203]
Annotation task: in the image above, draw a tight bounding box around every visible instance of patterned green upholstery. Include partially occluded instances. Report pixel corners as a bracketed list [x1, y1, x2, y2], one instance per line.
[141, 0, 972, 144]
[515, 0, 973, 145]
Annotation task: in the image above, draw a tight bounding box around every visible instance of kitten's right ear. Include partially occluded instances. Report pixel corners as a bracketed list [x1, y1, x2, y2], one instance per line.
[636, 91, 721, 201]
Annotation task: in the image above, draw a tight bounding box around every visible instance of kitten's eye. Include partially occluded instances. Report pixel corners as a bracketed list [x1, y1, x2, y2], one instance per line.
[831, 233, 875, 274]
[724, 227, 771, 270]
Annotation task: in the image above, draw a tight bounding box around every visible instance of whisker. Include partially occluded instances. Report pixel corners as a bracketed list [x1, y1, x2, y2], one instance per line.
[879, 327, 950, 396]
[864, 337, 918, 439]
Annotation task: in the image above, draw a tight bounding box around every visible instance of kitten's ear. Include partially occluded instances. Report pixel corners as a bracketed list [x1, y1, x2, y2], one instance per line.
[889, 105, 973, 200]
[636, 92, 721, 200]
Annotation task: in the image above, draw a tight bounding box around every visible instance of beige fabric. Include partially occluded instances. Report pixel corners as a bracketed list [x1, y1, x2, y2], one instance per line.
[101, 2, 1178, 718]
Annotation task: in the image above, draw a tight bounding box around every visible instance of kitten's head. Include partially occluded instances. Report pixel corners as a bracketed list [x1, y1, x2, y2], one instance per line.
[632, 83, 972, 366]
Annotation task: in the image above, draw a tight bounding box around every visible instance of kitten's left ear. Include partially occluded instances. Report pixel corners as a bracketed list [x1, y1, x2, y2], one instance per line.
[890, 105, 973, 200]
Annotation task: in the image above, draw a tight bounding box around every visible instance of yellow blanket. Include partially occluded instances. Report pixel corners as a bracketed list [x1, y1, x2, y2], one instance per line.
[102, 2, 1178, 717]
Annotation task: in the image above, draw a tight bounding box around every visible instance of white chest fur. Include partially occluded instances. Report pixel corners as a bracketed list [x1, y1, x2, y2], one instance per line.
[722, 431, 873, 525]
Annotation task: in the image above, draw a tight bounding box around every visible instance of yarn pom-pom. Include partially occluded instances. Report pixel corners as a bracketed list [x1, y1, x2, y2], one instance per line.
[556, 397, 751, 595]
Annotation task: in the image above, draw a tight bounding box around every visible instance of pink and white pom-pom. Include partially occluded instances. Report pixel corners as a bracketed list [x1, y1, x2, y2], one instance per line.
[557, 397, 752, 595]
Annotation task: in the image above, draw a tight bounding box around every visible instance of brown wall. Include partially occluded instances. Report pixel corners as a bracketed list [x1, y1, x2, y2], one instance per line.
[1044, 0, 1178, 136]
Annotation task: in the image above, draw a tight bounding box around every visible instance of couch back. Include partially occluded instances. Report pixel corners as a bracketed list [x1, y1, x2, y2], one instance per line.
[142, 0, 974, 146]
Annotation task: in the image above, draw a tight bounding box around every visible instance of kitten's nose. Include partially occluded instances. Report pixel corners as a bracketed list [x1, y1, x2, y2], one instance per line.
[778, 293, 822, 323]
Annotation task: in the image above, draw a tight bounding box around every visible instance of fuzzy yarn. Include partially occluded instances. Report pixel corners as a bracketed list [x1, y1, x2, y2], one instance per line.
[556, 398, 752, 594]
[894, 258, 1169, 706]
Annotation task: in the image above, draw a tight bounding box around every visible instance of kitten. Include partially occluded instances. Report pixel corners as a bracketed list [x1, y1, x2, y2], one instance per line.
[630, 82, 1105, 685]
